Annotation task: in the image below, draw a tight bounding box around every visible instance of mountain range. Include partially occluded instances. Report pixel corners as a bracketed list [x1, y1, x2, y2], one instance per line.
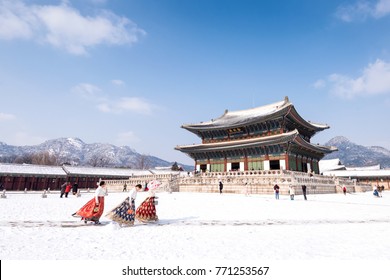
[0, 136, 389, 169]
[323, 136, 390, 168]
[0, 137, 188, 170]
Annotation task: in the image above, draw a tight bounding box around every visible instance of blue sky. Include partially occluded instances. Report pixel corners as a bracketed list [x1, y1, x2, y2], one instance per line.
[0, 0, 390, 165]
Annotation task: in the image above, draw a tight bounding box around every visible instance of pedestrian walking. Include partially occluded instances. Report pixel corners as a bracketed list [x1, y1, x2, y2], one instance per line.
[343, 185, 347, 195]
[72, 181, 108, 224]
[273, 184, 280, 200]
[106, 184, 143, 226]
[302, 185, 307, 200]
[72, 183, 79, 195]
[289, 185, 295, 200]
[65, 182, 72, 198]
[60, 181, 68, 198]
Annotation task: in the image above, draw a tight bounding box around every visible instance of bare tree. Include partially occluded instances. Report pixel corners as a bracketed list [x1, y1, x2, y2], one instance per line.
[31, 151, 59, 165]
[134, 154, 151, 170]
[88, 154, 113, 167]
[0, 155, 17, 163]
[13, 154, 34, 164]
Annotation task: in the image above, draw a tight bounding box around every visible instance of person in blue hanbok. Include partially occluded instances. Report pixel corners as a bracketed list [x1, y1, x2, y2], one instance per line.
[105, 184, 142, 226]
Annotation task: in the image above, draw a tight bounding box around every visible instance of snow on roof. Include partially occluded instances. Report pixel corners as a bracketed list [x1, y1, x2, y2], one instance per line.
[0, 163, 67, 176]
[345, 164, 381, 171]
[319, 159, 346, 173]
[182, 98, 290, 130]
[181, 96, 329, 132]
[0, 163, 184, 178]
[323, 169, 390, 178]
[62, 166, 138, 177]
[320, 159, 390, 178]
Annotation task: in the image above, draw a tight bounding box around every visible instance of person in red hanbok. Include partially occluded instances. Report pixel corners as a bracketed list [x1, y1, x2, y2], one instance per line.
[136, 180, 161, 223]
[72, 180, 107, 224]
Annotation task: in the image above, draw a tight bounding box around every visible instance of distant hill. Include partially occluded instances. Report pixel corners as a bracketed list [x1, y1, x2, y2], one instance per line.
[2, 136, 388, 170]
[323, 136, 390, 168]
[0, 137, 192, 170]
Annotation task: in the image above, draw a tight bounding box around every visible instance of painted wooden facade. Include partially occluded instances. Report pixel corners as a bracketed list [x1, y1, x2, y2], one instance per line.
[0, 164, 131, 191]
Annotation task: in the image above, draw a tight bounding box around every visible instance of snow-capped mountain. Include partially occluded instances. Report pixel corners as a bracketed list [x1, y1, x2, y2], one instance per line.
[0, 137, 176, 169]
[323, 136, 390, 168]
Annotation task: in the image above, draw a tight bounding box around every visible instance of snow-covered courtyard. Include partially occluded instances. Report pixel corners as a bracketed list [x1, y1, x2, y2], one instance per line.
[1, 189, 390, 279]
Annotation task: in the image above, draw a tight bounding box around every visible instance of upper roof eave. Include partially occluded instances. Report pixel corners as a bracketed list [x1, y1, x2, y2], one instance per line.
[181, 96, 329, 134]
[181, 97, 291, 132]
[175, 129, 336, 154]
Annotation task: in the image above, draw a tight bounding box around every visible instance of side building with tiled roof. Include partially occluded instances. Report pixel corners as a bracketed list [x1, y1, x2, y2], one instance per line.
[0, 164, 141, 191]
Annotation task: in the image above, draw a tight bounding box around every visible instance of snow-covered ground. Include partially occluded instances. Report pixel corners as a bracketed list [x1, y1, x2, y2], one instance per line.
[1, 190, 390, 279]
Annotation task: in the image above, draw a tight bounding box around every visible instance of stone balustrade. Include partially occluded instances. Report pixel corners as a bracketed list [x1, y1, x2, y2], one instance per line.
[105, 173, 180, 193]
[104, 169, 372, 195]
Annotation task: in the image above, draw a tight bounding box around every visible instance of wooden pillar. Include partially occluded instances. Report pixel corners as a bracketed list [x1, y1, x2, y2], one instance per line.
[17, 176, 23, 191]
[285, 153, 290, 170]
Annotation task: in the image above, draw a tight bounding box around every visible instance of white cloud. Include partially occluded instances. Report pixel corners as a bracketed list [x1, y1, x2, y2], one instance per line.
[111, 79, 125, 86]
[73, 82, 155, 114]
[374, 0, 390, 17]
[72, 83, 102, 99]
[313, 79, 326, 89]
[327, 59, 390, 99]
[0, 112, 16, 121]
[0, 0, 145, 55]
[336, 0, 390, 22]
[98, 97, 154, 115]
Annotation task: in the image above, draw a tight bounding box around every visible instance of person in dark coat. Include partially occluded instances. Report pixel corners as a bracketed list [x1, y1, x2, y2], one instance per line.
[302, 185, 307, 200]
[72, 183, 79, 195]
[60, 182, 68, 198]
[273, 184, 280, 200]
[219, 181, 223, 194]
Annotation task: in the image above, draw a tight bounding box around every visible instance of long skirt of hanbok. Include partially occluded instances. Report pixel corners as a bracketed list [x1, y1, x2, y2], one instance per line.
[136, 196, 158, 222]
[73, 196, 105, 223]
[105, 197, 136, 226]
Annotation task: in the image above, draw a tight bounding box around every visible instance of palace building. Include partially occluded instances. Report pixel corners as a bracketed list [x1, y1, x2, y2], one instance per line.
[175, 97, 337, 174]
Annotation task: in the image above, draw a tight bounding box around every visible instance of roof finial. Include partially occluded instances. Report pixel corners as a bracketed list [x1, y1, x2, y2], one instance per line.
[284, 96, 289, 102]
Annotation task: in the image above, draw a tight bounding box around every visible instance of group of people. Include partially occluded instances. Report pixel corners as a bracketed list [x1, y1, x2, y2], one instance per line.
[373, 185, 384, 197]
[273, 184, 307, 200]
[60, 182, 78, 198]
[72, 180, 160, 226]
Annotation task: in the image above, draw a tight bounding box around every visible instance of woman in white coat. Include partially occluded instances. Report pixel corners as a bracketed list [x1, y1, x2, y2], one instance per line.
[289, 185, 295, 200]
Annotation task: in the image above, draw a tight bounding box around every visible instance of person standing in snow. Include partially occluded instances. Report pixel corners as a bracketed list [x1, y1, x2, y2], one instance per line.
[72, 183, 79, 195]
[302, 185, 307, 200]
[64, 182, 72, 198]
[289, 185, 295, 200]
[342, 185, 347, 195]
[274, 184, 280, 200]
[60, 181, 68, 198]
[106, 184, 143, 226]
[219, 180, 224, 194]
[244, 179, 250, 196]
